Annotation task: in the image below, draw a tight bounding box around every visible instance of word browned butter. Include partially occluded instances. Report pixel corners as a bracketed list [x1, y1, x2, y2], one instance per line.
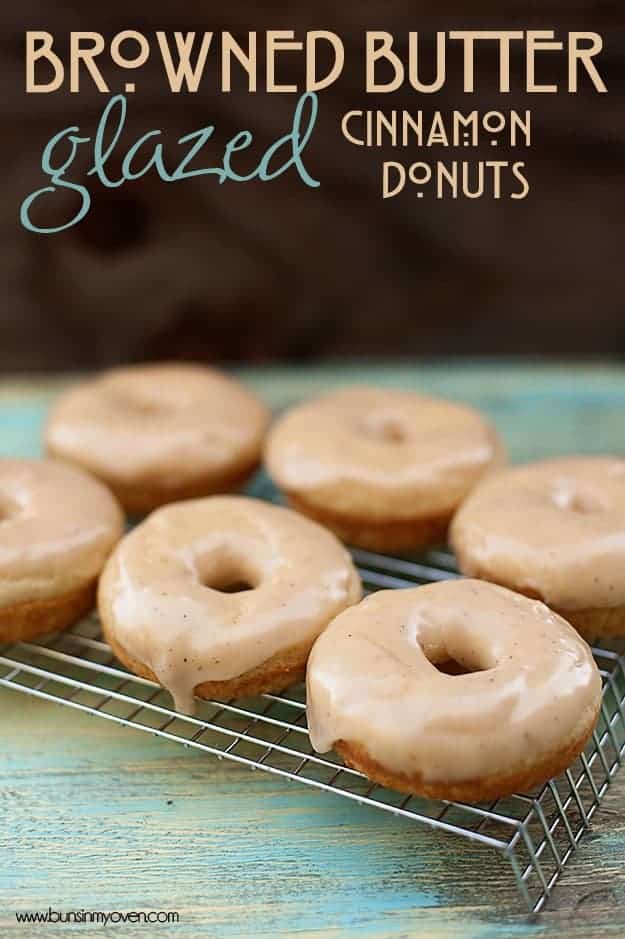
[25, 30, 607, 95]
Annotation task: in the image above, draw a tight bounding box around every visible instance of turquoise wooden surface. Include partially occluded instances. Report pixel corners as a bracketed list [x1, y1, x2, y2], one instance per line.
[1, 363, 625, 938]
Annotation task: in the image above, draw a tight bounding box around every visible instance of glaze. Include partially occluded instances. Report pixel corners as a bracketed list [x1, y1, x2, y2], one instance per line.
[46, 363, 270, 511]
[0, 458, 123, 607]
[98, 496, 362, 713]
[451, 457, 625, 611]
[265, 386, 504, 520]
[306, 579, 600, 786]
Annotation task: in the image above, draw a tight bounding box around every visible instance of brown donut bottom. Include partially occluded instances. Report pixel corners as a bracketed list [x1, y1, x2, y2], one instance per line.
[334, 705, 600, 802]
[453, 553, 625, 641]
[45, 449, 261, 516]
[102, 621, 311, 703]
[284, 492, 451, 553]
[560, 605, 625, 640]
[0, 581, 96, 644]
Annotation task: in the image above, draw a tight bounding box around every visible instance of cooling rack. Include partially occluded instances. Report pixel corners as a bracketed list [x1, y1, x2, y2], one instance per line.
[1, 491, 624, 914]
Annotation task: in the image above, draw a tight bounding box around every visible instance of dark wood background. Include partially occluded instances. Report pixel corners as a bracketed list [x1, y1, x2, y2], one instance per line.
[2, 3, 623, 370]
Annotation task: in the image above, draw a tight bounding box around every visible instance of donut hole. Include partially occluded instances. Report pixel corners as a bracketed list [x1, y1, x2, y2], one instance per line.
[107, 377, 202, 418]
[551, 483, 606, 515]
[107, 387, 166, 418]
[123, 396, 163, 417]
[432, 657, 486, 676]
[356, 412, 407, 444]
[419, 632, 490, 676]
[210, 577, 256, 594]
[195, 554, 261, 595]
[0, 495, 16, 524]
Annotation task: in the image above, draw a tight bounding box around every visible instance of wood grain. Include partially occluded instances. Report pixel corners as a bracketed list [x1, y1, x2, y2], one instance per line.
[1, 364, 625, 936]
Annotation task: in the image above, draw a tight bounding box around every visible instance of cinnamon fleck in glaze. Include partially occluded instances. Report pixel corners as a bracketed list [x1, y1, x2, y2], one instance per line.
[451, 457, 625, 611]
[306, 580, 600, 786]
[98, 496, 362, 713]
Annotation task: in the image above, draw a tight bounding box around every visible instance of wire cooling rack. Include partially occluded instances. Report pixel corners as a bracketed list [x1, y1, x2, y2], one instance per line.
[1, 493, 624, 914]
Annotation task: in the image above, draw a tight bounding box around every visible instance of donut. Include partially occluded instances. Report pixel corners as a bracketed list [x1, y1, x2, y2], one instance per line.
[0, 458, 124, 643]
[264, 386, 505, 552]
[45, 363, 270, 514]
[450, 456, 625, 640]
[306, 579, 601, 801]
[98, 495, 362, 712]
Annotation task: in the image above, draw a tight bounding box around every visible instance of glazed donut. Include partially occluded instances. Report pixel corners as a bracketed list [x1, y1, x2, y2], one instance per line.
[98, 495, 362, 712]
[451, 457, 625, 640]
[306, 579, 601, 801]
[264, 386, 505, 552]
[0, 458, 124, 643]
[45, 363, 270, 514]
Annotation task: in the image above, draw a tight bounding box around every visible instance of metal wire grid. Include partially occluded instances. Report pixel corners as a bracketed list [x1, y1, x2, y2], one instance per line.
[1, 547, 624, 914]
